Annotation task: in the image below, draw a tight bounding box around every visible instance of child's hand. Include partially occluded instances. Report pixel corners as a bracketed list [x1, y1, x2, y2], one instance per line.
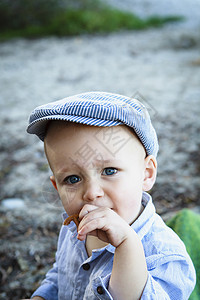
[77, 204, 133, 248]
[78, 205, 148, 300]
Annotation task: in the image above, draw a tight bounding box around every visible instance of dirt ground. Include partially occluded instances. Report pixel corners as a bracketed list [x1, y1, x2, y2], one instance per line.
[0, 2, 200, 299]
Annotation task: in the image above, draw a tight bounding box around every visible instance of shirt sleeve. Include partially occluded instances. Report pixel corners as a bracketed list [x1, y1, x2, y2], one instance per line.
[31, 223, 68, 300]
[31, 259, 58, 300]
[91, 255, 196, 300]
[31, 221, 71, 300]
[141, 256, 196, 300]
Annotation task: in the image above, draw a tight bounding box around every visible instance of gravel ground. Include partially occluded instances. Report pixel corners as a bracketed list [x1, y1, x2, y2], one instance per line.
[0, 1, 200, 299]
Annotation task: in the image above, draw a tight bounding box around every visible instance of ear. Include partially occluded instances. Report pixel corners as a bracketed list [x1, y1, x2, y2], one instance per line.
[50, 175, 58, 191]
[142, 155, 157, 191]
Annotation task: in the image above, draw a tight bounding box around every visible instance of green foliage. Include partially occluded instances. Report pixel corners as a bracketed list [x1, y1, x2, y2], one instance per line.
[167, 209, 200, 300]
[0, 0, 61, 30]
[0, 0, 183, 39]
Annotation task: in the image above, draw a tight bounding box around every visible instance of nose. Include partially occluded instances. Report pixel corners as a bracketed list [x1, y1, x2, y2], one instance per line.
[82, 178, 104, 203]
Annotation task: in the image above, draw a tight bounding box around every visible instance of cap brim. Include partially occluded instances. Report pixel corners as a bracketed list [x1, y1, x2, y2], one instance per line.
[27, 115, 122, 141]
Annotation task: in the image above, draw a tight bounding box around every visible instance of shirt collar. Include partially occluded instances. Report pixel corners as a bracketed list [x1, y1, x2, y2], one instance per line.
[131, 192, 155, 240]
[105, 192, 156, 254]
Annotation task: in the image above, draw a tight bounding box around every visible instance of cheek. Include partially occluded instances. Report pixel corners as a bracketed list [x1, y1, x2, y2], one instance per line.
[111, 180, 142, 217]
[57, 186, 79, 210]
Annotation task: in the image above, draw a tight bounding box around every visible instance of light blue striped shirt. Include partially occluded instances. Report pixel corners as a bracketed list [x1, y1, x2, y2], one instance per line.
[32, 192, 196, 299]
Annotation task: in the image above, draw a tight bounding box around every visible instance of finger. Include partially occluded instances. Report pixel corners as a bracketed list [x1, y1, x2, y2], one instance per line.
[77, 228, 97, 241]
[78, 211, 110, 238]
[78, 206, 108, 240]
[79, 206, 110, 229]
[79, 204, 99, 220]
[77, 218, 105, 241]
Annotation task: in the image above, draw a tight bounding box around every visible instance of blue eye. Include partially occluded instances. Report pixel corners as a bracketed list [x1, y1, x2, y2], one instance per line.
[64, 175, 81, 184]
[102, 168, 118, 176]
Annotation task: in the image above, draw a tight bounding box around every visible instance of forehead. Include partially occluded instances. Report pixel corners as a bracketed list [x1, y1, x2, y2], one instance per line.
[45, 121, 145, 164]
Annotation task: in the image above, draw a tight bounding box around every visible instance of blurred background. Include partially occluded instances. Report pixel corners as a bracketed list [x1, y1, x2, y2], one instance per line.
[0, 0, 200, 299]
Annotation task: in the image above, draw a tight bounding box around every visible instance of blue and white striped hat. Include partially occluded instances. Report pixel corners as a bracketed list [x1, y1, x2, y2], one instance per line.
[27, 91, 159, 157]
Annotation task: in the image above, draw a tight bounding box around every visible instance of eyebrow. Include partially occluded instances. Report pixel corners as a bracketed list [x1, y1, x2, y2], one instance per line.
[56, 158, 119, 175]
[94, 158, 118, 164]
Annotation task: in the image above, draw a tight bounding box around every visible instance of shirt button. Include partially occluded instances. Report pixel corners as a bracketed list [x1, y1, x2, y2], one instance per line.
[82, 263, 90, 271]
[97, 286, 104, 294]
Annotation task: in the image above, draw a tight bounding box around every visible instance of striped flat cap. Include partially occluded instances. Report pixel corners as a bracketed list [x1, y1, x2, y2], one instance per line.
[27, 91, 159, 157]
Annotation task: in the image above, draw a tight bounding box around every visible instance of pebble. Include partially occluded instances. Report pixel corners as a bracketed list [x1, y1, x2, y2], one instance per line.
[1, 198, 26, 209]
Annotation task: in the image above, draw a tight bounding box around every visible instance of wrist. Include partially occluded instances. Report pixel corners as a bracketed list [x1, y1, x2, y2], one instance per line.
[116, 226, 137, 249]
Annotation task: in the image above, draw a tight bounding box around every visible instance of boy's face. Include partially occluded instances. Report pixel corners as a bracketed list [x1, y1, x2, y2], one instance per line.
[44, 122, 156, 225]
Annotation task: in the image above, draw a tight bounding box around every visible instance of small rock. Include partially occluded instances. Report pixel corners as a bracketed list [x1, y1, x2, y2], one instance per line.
[171, 34, 197, 49]
[9, 280, 20, 289]
[18, 257, 29, 271]
[1, 198, 26, 209]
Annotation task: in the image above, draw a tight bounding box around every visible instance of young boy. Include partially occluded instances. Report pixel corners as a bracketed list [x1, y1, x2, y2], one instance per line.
[26, 92, 195, 300]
